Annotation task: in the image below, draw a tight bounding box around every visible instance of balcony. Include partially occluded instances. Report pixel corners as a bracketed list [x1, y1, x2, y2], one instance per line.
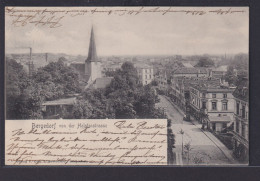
[234, 114, 248, 123]
[230, 131, 249, 148]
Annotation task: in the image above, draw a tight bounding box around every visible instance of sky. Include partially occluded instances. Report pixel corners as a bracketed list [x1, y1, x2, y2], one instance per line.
[5, 7, 249, 56]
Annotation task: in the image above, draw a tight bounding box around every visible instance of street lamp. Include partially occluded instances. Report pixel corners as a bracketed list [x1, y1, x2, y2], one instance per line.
[179, 129, 184, 155]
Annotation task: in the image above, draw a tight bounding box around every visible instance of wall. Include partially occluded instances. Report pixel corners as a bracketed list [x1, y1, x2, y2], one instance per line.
[85, 61, 102, 82]
[138, 68, 154, 85]
[233, 98, 249, 141]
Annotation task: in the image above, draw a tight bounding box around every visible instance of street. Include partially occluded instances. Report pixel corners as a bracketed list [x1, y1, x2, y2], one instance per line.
[156, 95, 234, 165]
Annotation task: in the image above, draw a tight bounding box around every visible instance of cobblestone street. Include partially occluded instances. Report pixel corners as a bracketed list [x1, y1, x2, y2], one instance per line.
[157, 95, 236, 165]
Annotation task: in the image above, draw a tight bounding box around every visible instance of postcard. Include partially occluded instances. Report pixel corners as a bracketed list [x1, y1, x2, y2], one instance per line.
[5, 6, 249, 166]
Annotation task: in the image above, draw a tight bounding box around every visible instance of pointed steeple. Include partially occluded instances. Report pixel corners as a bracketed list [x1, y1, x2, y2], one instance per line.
[86, 26, 98, 62]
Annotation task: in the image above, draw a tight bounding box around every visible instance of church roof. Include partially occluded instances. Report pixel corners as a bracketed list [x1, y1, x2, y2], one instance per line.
[86, 26, 99, 62]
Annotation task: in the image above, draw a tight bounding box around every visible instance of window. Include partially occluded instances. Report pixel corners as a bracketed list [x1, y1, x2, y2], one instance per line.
[242, 124, 246, 138]
[212, 102, 217, 110]
[222, 102, 228, 110]
[236, 102, 240, 115]
[236, 121, 239, 133]
[145, 81, 147, 84]
[145, 75, 147, 79]
[202, 102, 206, 109]
[202, 93, 206, 98]
[212, 93, 216, 98]
[149, 75, 151, 79]
[223, 94, 227, 98]
[242, 105, 246, 118]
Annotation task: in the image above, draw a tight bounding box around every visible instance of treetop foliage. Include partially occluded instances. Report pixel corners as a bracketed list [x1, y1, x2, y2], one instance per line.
[6, 58, 81, 119]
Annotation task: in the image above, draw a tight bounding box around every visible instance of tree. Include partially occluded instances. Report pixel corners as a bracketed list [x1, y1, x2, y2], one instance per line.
[113, 101, 136, 119]
[151, 80, 159, 86]
[75, 61, 169, 120]
[184, 142, 193, 164]
[40, 60, 81, 95]
[225, 65, 237, 85]
[225, 53, 248, 86]
[71, 100, 93, 119]
[233, 53, 248, 71]
[6, 58, 33, 119]
[195, 57, 214, 67]
[6, 58, 82, 119]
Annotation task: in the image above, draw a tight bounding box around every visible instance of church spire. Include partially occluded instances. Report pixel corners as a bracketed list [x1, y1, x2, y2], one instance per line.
[86, 26, 98, 62]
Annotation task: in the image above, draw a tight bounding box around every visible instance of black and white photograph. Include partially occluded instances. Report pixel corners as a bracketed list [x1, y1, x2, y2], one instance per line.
[4, 6, 249, 166]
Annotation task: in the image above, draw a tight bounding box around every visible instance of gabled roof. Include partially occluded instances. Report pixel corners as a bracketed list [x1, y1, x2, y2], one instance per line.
[182, 62, 194, 68]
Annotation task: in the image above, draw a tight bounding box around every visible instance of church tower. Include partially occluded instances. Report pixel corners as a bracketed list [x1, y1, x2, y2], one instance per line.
[85, 26, 102, 83]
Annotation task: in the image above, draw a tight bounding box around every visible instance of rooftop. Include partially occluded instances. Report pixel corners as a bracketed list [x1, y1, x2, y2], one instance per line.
[182, 62, 194, 68]
[134, 63, 152, 69]
[42, 97, 77, 106]
[174, 67, 207, 74]
[213, 65, 228, 72]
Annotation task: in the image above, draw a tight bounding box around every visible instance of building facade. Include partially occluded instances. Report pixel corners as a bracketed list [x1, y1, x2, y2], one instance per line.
[173, 67, 207, 78]
[189, 79, 234, 132]
[232, 78, 249, 162]
[136, 64, 154, 85]
[155, 69, 172, 92]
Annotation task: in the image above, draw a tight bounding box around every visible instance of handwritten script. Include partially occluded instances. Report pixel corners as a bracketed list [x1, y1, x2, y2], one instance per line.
[5, 7, 247, 28]
[5, 119, 167, 165]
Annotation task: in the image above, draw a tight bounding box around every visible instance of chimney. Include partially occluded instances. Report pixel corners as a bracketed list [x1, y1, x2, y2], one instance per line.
[29, 47, 32, 61]
[208, 68, 212, 77]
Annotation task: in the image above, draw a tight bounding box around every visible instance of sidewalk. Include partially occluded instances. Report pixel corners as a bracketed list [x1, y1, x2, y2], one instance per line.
[163, 95, 239, 164]
[175, 152, 183, 165]
[163, 96, 185, 117]
[191, 119, 239, 164]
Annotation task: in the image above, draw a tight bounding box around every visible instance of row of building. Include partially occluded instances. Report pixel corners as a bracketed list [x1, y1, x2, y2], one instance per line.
[154, 65, 248, 162]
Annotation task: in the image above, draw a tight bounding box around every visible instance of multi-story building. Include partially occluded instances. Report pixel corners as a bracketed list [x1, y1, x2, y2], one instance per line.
[173, 67, 207, 78]
[169, 77, 194, 112]
[155, 69, 169, 91]
[231, 78, 249, 161]
[189, 78, 234, 132]
[207, 65, 228, 79]
[135, 63, 154, 85]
